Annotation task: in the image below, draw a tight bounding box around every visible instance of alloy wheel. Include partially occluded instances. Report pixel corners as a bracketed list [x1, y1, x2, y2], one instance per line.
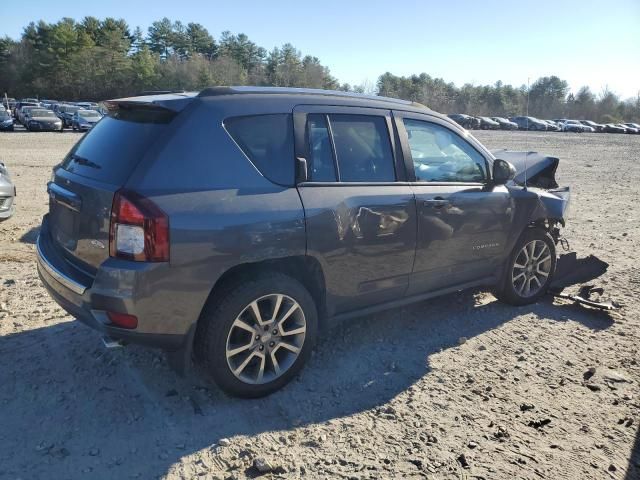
[511, 240, 552, 297]
[225, 293, 306, 385]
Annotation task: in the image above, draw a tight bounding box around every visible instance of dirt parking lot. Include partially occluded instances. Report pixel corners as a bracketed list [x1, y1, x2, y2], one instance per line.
[0, 130, 639, 480]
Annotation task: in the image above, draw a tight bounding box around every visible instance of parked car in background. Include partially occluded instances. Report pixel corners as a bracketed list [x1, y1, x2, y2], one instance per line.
[603, 123, 626, 133]
[542, 120, 561, 132]
[57, 104, 82, 127]
[623, 123, 640, 133]
[14, 101, 40, 119]
[468, 116, 481, 129]
[2, 97, 17, 111]
[75, 101, 99, 110]
[556, 120, 585, 133]
[72, 109, 102, 131]
[17, 105, 41, 124]
[0, 110, 14, 131]
[36, 87, 571, 397]
[0, 161, 16, 221]
[25, 109, 64, 131]
[510, 116, 548, 131]
[477, 116, 500, 130]
[490, 117, 518, 130]
[447, 113, 475, 129]
[40, 99, 58, 109]
[580, 120, 605, 132]
[616, 124, 638, 134]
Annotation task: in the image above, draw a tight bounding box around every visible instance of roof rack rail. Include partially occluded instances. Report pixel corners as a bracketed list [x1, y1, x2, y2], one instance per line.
[197, 86, 425, 108]
[136, 89, 186, 96]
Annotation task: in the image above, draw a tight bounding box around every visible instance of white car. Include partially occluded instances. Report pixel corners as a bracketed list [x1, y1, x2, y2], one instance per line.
[0, 161, 15, 221]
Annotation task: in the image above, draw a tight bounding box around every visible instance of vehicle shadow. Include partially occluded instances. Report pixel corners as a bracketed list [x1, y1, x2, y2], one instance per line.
[625, 423, 640, 480]
[19, 226, 40, 244]
[0, 287, 615, 479]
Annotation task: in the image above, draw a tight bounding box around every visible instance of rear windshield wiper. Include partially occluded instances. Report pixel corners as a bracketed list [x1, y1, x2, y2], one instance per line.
[71, 154, 101, 170]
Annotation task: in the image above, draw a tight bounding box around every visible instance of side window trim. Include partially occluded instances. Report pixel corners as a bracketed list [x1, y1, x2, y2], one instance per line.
[393, 111, 492, 184]
[324, 114, 341, 181]
[293, 105, 407, 184]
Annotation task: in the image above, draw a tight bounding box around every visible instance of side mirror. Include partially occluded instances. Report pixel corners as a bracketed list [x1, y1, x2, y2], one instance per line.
[492, 159, 516, 185]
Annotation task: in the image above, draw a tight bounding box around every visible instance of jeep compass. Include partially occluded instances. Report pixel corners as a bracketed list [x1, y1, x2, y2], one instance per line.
[37, 87, 570, 397]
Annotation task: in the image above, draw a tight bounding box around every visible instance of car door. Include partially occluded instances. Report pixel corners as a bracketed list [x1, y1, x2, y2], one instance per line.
[293, 105, 417, 315]
[394, 111, 515, 295]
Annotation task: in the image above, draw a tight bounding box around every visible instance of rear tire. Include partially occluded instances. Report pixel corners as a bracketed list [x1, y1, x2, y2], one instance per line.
[195, 272, 318, 398]
[494, 228, 556, 306]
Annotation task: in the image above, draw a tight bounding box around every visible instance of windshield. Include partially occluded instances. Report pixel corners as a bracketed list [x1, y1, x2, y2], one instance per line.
[32, 110, 55, 118]
[0, 111, 10, 120]
[79, 110, 100, 118]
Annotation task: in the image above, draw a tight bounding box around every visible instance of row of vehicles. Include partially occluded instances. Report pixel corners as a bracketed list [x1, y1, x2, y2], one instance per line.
[447, 113, 640, 134]
[0, 97, 104, 132]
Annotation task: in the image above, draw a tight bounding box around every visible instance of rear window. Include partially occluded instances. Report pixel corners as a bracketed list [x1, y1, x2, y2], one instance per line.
[61, 106, 174, 185]
[224, 114, 294, 186]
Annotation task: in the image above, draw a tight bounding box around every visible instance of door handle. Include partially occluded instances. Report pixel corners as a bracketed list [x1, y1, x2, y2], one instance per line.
[423, 198, 449, 209]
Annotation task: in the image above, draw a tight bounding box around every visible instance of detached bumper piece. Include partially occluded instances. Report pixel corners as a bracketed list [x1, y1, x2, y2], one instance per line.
[553, 285, 622, 311]
[549, 253, 622, 311]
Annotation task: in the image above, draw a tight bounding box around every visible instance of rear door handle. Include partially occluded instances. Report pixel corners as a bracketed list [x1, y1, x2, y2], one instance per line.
[423, 198, 449, 209]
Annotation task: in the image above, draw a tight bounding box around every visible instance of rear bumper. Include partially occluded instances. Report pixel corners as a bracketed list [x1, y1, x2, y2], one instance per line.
[36, 220, 188, 351]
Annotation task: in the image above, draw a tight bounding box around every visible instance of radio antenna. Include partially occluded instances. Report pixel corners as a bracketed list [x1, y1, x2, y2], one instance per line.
[523, 77, 530, 191]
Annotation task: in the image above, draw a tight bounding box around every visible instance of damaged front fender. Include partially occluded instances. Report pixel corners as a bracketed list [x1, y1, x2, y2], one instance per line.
[492, 148, 571, 226]
[529, 186, 571, 227]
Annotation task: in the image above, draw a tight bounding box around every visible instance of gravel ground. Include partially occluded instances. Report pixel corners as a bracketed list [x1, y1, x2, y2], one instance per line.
[0, 129, 638, 480]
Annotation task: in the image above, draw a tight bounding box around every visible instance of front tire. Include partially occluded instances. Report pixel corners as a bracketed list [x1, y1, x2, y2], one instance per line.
[195, 272, 318, 398]
[494, 228, 556, 306]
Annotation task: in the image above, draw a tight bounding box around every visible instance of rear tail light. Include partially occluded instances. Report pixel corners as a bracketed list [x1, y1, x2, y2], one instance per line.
[109, 189, 169, 262]
[107, 311, 138, 329]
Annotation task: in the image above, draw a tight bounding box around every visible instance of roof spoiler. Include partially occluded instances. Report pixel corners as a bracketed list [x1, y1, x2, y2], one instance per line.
[105, 92, 197, 113]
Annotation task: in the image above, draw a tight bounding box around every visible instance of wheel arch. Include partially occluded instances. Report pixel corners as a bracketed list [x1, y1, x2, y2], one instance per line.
[199, 255, 328, 329]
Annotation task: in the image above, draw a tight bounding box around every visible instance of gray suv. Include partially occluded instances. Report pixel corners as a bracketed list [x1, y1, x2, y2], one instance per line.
[37, 87, 570, 397]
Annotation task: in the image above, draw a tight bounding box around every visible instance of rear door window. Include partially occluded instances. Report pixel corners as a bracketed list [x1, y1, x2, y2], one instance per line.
[328, 114, 395, 182]
[61, 107, 174, 185]
[306, 114, 337, 182]
[225, 114, 294, 186]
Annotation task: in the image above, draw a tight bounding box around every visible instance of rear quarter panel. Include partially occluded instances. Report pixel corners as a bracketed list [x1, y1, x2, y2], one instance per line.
[124, 98, 306, 334]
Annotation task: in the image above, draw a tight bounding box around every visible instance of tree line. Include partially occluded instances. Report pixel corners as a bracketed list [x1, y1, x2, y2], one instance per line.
[0, 17, 638, 122]
[377, 73, 639, 123]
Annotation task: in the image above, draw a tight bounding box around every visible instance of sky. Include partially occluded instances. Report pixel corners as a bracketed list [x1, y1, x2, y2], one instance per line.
[2, 0, 639, 99]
